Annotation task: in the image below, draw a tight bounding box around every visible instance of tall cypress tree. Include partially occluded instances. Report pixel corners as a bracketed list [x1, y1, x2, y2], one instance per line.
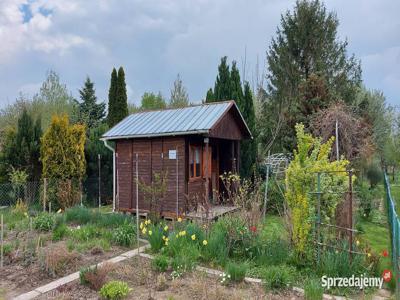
[107, 68, 118, 127]
[240, 82, 257, 179]
[116, 67, 129, 122]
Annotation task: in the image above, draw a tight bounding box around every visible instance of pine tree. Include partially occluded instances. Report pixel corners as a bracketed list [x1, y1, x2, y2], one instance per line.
[2, 109, 42, 181]
[240, 82, 257, 179]
[230, 61, 243, 108]
[206, 56, 231, 102]
[77, 77, 106, 130]
[262, 0, 361, 151]
[107, 68, 118, 127]
[116, 67, 129, 122]
[170, 74, 189, 108]
[205, 88, 214, 102]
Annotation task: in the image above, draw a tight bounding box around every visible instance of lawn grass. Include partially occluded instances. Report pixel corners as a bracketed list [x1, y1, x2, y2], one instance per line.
[260, 214, 288, 241]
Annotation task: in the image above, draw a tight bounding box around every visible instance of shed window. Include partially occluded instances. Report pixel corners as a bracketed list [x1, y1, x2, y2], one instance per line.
[189, 145, 202, 179]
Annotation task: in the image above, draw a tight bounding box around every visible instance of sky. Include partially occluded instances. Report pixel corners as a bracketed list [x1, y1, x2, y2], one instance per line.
[0, 0, 399, 108]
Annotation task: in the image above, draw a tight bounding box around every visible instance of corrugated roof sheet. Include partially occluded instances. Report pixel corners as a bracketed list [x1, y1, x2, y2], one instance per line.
[102, 101, 238, 140]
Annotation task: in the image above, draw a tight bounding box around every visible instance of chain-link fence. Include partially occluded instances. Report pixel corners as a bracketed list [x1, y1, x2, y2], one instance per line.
[0, 176, 113, 209]
[384, 172, 399, 299]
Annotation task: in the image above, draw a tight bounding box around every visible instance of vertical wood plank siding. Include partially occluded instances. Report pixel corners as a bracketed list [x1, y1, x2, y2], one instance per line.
[116, 137, 186, 215]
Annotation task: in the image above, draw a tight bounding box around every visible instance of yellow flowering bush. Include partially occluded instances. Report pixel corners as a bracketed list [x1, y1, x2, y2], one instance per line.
[285, 124, 350, 260]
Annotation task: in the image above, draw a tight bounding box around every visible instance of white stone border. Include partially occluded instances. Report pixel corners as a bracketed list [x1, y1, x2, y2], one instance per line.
[13, 244, 150, 300]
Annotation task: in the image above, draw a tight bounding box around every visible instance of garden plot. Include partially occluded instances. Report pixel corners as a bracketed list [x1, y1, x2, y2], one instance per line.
[0, 206, 138, 299]
[37, 256, 303, 300]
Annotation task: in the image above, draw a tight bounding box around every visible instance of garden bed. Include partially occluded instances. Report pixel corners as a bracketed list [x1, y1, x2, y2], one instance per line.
[0, 206, 139, 299]
[37, 256, 302, 300]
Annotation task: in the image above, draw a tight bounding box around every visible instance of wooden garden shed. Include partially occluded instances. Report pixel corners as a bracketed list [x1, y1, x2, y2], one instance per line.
[101, 101, 252, 218]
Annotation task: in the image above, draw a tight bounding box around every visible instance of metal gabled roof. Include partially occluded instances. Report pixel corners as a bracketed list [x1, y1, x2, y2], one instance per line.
[101, 101, 250, 140]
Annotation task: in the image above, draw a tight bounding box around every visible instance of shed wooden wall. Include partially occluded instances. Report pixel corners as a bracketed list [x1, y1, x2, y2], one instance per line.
[115, 137, 186, 215]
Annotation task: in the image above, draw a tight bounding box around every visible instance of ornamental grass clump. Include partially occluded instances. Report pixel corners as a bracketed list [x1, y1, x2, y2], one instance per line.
[263, 265, 294, 290]
[152, 254, 169, 272]
[225, 261, 247, 282]
[112, 221, 136, 247]
[304, 278, 324, 300]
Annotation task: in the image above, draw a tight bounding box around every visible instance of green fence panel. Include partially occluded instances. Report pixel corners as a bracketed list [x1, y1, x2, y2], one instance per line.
[384, 173, 399, 297]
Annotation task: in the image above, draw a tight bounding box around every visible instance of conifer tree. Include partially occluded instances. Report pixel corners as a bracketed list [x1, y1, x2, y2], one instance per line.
[239, 82, 257, 179]
[116, 67, 129, 121]
[206, 56, 231, 102]
[107, 68, 118, 127]
[230, 61, 243, 108]
[205, 88, 214, 102]
[77, 77, 105, 130]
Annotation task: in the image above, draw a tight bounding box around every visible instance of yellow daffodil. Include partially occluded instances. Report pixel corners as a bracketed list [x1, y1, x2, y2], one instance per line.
[202, 240, 208, 246]
[356, 240, 360, 246]
[179, 230, 186, 236]
[142, 228, 147, 235]
[177, 217, 182, 222]
[191, 234, 196, 240]
[176, 234, 179, 238]
[164, 225, 169, 231]
[148, 230, 152, 236]
[162, 236, 166, 240]
[367, 253, 371, 258]
[165, 237, 169, 242]
[147, 219, 151, 224]
[165, 241, 169, 246]
[140, 222, 144, 230]
[24, 212, 28, 218]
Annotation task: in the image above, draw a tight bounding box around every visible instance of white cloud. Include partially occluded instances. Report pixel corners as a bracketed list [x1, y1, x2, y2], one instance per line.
[0, 0, 399, 107]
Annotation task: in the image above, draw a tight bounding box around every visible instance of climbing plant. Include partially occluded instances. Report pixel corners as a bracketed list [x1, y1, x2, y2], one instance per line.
[285, 124, 349, 261]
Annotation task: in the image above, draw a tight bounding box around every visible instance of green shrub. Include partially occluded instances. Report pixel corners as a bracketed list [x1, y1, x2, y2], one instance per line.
[99, 281, 131, 300]
[201, 223, 228, 264]
[3, 243, 13, 256]
[171, 245, 199, 272]
[317, 249, 366, 278]
[80, 266, 92, 285]
[65, 206, 93, 224]
[225, 261, 247, 282]
[52, 223, 69, 241]
[263, 265, 294, 290]
[97, 213, 132, 228]
[304, 278, 323, 300]
[113, 222, 136, 246]
[152, 254, 169, 272]
[147, 224, 165, 252]
[33, 213, 55, 231]
[71, 225, 102, 242]
[185, 222, 205, 245]
[218, 216, 254, 258]
[255, 236, 289, 266]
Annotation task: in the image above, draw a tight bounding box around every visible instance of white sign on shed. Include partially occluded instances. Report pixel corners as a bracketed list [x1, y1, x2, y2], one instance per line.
[168, 150, 177, 159]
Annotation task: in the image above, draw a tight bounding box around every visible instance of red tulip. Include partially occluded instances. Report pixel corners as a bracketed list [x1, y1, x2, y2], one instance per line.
[250, 226, 257, 233]
[382, 250, 389, 257]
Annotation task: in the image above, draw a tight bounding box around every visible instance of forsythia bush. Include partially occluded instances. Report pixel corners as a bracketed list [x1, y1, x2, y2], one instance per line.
[285, 124, 350, 260]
